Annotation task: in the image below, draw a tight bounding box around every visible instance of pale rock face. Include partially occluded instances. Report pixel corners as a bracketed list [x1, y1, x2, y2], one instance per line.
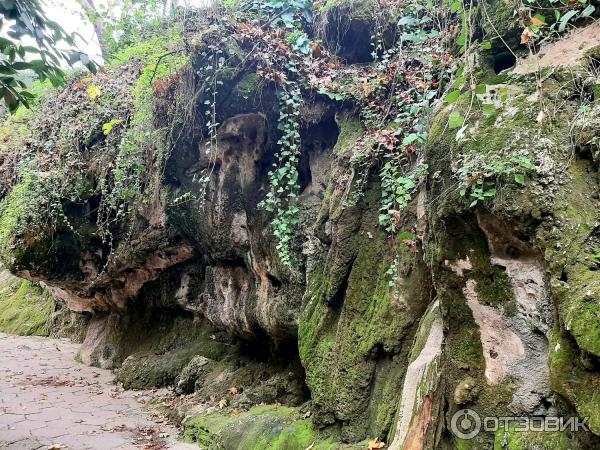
[389, 300, 444, 450]
[463, 278, 526, 385]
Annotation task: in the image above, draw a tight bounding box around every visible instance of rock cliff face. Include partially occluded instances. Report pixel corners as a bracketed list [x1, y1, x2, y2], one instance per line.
[1, 1, 600, 448]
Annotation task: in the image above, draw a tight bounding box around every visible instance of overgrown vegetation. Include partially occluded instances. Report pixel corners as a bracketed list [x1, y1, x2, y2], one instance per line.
[0, 0, 96, 111]
[0, 19, 187, 273]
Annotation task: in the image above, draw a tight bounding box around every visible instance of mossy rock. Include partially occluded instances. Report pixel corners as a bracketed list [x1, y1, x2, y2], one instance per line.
[549, 330, 600, 435]
[493, 424, 592, 450]
[182, 405, 337, 450]
[0, 270, 53, 336]
[301, 179, 430, 441]
[316, 0, 399, 63]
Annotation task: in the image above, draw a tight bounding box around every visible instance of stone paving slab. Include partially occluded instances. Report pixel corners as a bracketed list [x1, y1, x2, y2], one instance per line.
[0, 333, 197, 450]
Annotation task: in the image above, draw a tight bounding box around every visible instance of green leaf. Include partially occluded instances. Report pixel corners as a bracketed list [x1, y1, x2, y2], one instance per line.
[445, 90, 461, 103]
[448, 111, 464, 129]
[581, 4, 595, 17]
[558, 10, 578, 32]
[514, 173, 525, 185]
[482, 104, 496, 116]
[481, 40, 492, 50]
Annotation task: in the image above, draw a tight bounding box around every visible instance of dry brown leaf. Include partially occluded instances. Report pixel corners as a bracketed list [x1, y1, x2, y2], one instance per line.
[310, 42, 322, 58]
[219, 398, 228, 409]
[520, 27, 533, 44]
[531, 17, 544, 26]
[367, 438, 386, 449]
[231, 409, 240, 417]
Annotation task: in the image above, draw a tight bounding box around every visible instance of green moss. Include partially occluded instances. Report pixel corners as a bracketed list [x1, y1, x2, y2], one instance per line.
[493, 424, 576, 450]
[316, 114, 365, 225]
[301, 184, 428, 440]
[232, 73, 259, 99]
[549, 330, 600, 434]
[182, 405, 337, 450]
[548, 158, 600, 358]
[109, 30, 183, 68]
[0, 172, 53, 269]
[472, 253, 516, 316]
[479, 0, 521, 48]
[0, 274, 53, 336]
[115, 345, 208, 389]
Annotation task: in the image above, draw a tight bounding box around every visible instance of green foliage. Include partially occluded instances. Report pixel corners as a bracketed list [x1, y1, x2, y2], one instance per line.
[0, 24, 187, 270]
[374, 1, 439, 233]
[522, 0, 595, 38]
[379, 163, 427, 233]
[89, 0, 178, 57]
[456, 153, 534, 207]
[97, 33, 187, 237]
[0, 0, 95, 111]
[243, 0, 313, 28]
[260, 63, 303, 267]
[0, 170, 53, 265]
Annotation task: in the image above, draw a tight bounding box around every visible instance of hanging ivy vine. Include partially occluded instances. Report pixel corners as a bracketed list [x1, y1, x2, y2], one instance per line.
[259, 61, 303, 267]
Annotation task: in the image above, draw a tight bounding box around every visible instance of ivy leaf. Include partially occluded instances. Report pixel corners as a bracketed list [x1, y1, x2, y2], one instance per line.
[450, 0, 462, 13]
[474, 84, 486, 95]
[558, 10, 578, 32]
[531, 16, 545, 26]
[514, 173, 525, 185]
[581, 4, 595, 17]
[445, 90, 460, 104]
[448, 111, 464, 129]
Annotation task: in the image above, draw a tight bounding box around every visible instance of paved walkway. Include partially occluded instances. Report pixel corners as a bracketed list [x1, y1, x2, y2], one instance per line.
[0, 333, 196, 450]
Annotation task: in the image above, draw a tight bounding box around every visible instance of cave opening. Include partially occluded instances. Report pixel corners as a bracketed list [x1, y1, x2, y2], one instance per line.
[493, 51, 517, 74]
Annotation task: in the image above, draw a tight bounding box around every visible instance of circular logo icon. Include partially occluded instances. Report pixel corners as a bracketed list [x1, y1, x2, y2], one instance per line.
[450, 409, 481, 439]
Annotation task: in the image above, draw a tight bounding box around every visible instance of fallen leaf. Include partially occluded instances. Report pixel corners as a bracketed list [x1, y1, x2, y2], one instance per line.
[520, 27, 533, 44]
[229, 386, 238, 396]
[310, 42, 322, 58]
[367, 438, 386, 449]
[531, 17, 544, 26]
[219, 398, 228, 409]
[231, 409, 240, 417]
[87, 84, 101, 100]
[536, 109, 546, 124]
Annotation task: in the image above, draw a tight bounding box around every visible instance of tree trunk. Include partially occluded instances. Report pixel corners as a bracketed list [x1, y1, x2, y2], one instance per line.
[78, 0, 110, 61]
